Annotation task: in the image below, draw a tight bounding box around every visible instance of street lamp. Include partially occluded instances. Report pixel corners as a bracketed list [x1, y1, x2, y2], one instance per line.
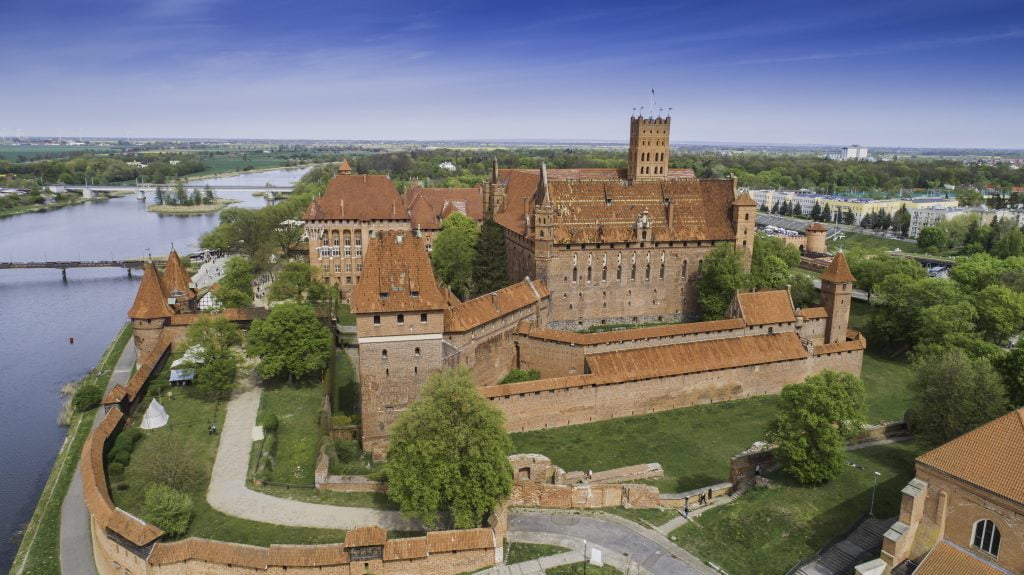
[848, 462, 883, 516]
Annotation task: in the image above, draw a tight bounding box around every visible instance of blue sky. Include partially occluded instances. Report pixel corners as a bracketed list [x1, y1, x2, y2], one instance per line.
[2, 0, 1022, 148]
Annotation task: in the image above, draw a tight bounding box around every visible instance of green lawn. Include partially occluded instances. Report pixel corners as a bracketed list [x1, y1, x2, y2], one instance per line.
[506, 542, 570, 564]
[512, 396, 780, 493]
[828, 233, 924, 254]
[546, 562, 622, 575]
[255, 379, 325, 485]
[256, 484, 398, 510]
[111, 359, 347, 545]
[336, 302, 356, 325]
[673, 441, 922, 575]
[333, 349, 358, 415]
[597, 507, 679, 528]
[849, 300, 914, 423]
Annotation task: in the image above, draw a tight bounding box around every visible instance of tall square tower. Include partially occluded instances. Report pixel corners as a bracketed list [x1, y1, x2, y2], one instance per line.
[628, 115, 671, 181]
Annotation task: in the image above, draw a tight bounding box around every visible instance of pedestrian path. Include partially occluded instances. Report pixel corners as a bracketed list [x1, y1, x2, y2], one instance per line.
[791, 517, 894, 575]
[206, 374, 418, 530]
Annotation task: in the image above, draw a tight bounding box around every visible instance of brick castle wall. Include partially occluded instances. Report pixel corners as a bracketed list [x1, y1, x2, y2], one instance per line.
[488, 349, 863, 433]
[445, 299, 549, 387]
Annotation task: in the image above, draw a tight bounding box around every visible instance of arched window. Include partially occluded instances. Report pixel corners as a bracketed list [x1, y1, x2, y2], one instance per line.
[631, 264, 637, 280]
[973, 520, 1001, 556]
[682, 260, 688, 278]
[381, 349, 388, 360]
[602, 265, 607, 281]
[587, 266, 592, 282]
[572, 266, 578, 282]
[645, 264, 651, 280]
[617, 265, 622, 281]
[660, 264, 665, 279]
[414, 347, 421, 357]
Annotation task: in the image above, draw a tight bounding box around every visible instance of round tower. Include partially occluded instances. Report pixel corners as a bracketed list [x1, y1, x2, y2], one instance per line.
[804, 222, 828, 256]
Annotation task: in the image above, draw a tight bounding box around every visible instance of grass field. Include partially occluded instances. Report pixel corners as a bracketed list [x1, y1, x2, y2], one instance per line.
[828, 233, 925, 254]
[111, 359, 347, 545]
[255, 378, 325, 485]
[546, 562, 622, 575]
[506, 542, 570, 564]
[147, 198, 239, 214]
[0, 144, 114, 161]
[673, 440, 922, 575]
[333, 349, 358, 415]
[8, 323, 133, 575]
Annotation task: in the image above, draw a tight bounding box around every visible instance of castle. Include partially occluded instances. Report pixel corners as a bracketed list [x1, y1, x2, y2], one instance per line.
[353, 229, 863, 458]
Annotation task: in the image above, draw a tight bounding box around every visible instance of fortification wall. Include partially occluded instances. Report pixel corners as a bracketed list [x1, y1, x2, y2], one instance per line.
[446, 300, 548, 387]
[489, 349, 863, 433]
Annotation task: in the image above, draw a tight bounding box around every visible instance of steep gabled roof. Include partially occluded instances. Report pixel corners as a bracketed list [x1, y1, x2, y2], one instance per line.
[161, 249, 194, 299]
[821, 252, 856, 283]
[917, 407, 1024, 505]
[128, 263, 173, 319]
[733, 192, 757, 207]
[735, 290, 796, 325]
[304, 174, 407, 222]
[351, 231, 446, 314]
[405, 187, 483, 231]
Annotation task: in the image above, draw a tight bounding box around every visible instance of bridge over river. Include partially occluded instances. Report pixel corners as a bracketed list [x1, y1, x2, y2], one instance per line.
[0, 259, 164, 280]
[51, 183, 295, 197]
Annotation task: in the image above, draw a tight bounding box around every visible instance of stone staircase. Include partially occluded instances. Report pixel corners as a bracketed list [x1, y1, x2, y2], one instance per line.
[791, 517, 894, 575]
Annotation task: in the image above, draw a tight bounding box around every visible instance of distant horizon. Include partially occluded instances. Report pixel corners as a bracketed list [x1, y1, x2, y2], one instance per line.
[5, 134, 1022, 154]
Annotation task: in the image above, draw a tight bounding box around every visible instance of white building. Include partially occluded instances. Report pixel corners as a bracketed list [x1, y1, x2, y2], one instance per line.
[908, 206, 1024, 238]
[841, 145, 869, 161]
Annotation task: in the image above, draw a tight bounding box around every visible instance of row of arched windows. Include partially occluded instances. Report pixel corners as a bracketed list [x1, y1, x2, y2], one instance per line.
[569, 257, 699, 284]
[640, 152, 666, 162]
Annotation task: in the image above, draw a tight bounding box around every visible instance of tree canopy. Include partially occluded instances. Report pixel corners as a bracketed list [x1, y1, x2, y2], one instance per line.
[471, 218, 510, 297]
[213, 256, 255, 308]
[386, 367, 513, 529]
[769, 370, 866, 485]
[268, 261, 331, 304]
[247, 302, 333, 383]
[430, 212, 479, 300]
[697, 244, 750, 320]
[183, 317, 242, 398]
[908, 347, 1009, 444]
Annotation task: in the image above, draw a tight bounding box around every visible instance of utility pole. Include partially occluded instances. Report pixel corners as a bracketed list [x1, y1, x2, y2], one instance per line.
[869, 471, 881, 516]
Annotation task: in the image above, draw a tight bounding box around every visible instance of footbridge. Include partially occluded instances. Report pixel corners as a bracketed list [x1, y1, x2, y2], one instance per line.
[0, 259, 163, 280]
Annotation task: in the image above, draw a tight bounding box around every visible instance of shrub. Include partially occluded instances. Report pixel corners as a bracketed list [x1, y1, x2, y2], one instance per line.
[142, 484, 194, 537]
[111, 448, 132, 467]
[131, 434, 205, 492]
[72, 383, 104, 412]
[499, 369, 541, 385]
[108, 462, 125, 477]
[330, 413, 354, 427]
[334, 439, 359, 463]
[259, 414, 279, 433]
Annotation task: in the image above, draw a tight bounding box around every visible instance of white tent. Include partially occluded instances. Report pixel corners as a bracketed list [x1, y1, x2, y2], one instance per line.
[140, 399, 169, 430]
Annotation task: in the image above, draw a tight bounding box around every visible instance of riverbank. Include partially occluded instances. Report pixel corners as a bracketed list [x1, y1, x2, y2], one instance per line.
[0, 192, 125, 219]
[147, 198, 240, 215]
[8, 325, 132, 575]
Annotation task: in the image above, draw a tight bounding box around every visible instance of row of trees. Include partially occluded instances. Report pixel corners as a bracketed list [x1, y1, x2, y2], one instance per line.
[1, 154, 206, 185]
[696, 235, 817, 320]
[154, 183, 216, 206]
[918, 215, 1024, 258]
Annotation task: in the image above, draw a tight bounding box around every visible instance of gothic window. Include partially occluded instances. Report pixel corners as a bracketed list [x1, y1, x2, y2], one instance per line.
[381, 349, 388, 360]
[355, 234, 363, 256]
[745, 213, 750, 221]
[572, 266, 578, 282]
[682, 260, 688, 278]
[631, 264, 637, 280]
[645, 264, 651, 280]
[660, 264, 665, 279]
[617, 265, 622, 281]
[415, 347, 421, 357]
[972, 520, 1001, 556]
[602, 265, 607, 281]
[344, 231, 352, 256]
[587, 266, 592, 282]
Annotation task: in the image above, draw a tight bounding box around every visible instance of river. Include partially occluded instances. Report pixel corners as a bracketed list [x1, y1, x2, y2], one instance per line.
[0, 166, 310, 571]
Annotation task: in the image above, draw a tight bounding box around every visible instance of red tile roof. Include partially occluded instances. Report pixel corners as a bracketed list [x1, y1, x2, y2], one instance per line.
[735, 290, 796, 325]
[913, 542, 1008, 575]
[733, 192, 757, 207]
[800, 307, 829, 319]
[821, 252, 856, 283]
[351, 231, 447, 314]
[161, 249, 194, 300]
[444, 279, 549, 333]
[345, 526, 387, 547]
[492, 168, 738, 243]
[805, 222, 829, 232]
[267, 544, 349, 566]
[128, 263, 173, 319]
[425, 529, 495, 553]
[918, 407, 1024, 505]
[383, 537, 428, 561]
[304, 174, 407, 222]
[405, 187, 484, 231]
[515, 318, 746, 346]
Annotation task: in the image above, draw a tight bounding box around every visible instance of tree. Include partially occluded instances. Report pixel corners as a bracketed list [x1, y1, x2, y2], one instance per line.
[697, 244, 750, 320]
[788, 272, 818, 308]
[843, 209, 856, 226]
[269, 261, 330, 304]
[142, 483, 193, 537]
[821, 204, 832, 224]
[183, 317, 242, 397]
[810, 202, 822, 221]
[848, 254, 925, 296]
[973, 284, 1024, 343]
[949, 253, 1005, 292]
[908, 347, 1008, 444]
[247, 302, 332, 383]
[914, 302, 978, 346]
[154, 185, 165, 205]
[917, 226, 949, 252]
[386, 368, 513, 529]
[132, 434, 205, 491]
[792, 202, 803, 216]
[430, 212, 479, 300]
[471, 218, 509, 297]
[213, 256, 254, 308]
[870, 275, 962, 349]
[769, 370, 866, 485]
[955, 188, 984, 207]
[993, 348, 1024, 408]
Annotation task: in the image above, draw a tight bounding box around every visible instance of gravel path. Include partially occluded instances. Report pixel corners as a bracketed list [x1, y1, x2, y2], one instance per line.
[206, 376, 418, 531]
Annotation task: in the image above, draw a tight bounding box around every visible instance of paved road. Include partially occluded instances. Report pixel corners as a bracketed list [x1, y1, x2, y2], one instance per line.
[206, 374, 418, 530]
[509, 511, 715, 575]
[58, 339, 137, 575]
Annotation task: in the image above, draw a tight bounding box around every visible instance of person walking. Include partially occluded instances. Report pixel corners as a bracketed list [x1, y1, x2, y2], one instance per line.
[683, 504, 690, 519]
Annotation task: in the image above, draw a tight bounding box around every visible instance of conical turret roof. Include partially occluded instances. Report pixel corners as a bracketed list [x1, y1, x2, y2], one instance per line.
[129, 263, 173, 319]
[339, 159, 352, 174]
[161, 249, 194, 300]
[821, 252, 856, 283]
